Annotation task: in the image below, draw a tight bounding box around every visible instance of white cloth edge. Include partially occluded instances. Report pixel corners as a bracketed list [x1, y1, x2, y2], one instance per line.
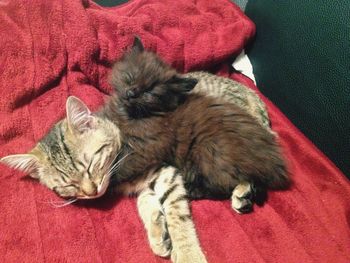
[232, 50, 256, 85]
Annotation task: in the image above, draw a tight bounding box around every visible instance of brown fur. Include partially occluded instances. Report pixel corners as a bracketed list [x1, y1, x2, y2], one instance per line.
[103, 90, 289, 199]
[110, 37, 198, 119]
[104, 37, 289, 200]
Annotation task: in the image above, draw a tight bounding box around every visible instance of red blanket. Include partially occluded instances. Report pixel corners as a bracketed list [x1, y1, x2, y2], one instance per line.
[0, 0, 349, 262]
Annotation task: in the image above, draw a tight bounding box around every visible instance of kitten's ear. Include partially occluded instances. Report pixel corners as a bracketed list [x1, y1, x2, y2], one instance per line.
[0, 154, 39, 178]
[131, 36, 144, 53]
[66, 96, 94, 133]
[167, 76, 198, 93]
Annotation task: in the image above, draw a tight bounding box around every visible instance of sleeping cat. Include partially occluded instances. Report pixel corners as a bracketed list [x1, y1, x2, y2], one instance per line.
[0, 38, 289, 263]
[111, 37, 271, 131]
[105, 46, 289, 197]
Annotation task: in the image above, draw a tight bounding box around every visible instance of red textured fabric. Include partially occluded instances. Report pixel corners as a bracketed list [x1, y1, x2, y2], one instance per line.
[0, 1, 349, 262]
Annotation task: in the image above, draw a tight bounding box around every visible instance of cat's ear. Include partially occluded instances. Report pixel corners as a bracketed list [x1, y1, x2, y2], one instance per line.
[66, 96, 94, 133]
[131, 36, 144, 53]
[0, 154, 40, 178]
[167, 76, 198, 93]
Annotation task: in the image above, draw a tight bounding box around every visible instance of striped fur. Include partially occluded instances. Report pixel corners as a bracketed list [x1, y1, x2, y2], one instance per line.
[0, 97, 122, 199]
[186, 71, 271, 132]
[137, 167, 207, 263]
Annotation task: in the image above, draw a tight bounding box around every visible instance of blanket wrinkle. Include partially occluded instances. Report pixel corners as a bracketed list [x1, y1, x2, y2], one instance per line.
[32, 188, 46, 263]
[86, 209, 104, 263]
[0, 0, 350, 263]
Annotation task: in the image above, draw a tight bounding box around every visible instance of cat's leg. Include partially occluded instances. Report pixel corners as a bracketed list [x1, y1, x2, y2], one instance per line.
[154, 167, 207, 263]
[231, 181, 254, 214]
[137, 187, 172, 257]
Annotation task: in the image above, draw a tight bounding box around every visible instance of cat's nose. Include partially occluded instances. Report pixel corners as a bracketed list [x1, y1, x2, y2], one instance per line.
[126, 90, 137, 99]
[78, 181, 98, 197]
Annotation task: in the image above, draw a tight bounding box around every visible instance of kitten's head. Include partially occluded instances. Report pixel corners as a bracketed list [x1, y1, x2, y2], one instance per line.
[0, 96, 121, 199]
[110, 36, 198, 117]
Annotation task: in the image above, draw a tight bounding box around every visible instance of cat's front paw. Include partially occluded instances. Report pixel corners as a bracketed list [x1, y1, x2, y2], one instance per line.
[148, 211, 172, 257]
[171, 247, 207, 263]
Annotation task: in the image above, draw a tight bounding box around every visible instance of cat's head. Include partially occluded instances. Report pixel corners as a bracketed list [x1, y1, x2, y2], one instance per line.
[0, 96, 121, 199]
[110, 36, 198, 117]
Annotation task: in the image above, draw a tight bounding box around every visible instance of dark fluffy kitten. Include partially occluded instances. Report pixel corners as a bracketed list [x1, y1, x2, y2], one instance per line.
[105, 37, 289, 202]
[110, 37, 198, 118]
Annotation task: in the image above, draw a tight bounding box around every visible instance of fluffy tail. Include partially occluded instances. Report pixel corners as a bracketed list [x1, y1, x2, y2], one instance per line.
[262, 162, 290, 190]
[251, 150, 291, 190]
[237, 141, 291, 191]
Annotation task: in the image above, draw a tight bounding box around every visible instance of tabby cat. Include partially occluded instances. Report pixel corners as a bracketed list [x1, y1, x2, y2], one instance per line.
[0, 38, 289, 263]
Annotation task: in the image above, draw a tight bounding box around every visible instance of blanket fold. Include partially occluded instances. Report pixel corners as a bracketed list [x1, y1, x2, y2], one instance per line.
[0, 1, 349, 262]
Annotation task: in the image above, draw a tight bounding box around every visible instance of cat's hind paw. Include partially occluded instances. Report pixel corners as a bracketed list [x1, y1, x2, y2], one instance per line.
[231, 182, 254, 214]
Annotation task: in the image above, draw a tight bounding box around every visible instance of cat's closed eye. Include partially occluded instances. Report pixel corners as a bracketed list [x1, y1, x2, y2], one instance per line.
[126, 90, 138, 99]
[142, 91, 154, 102]
[78, 143, 111, 170]
[123, 72, 134, 85]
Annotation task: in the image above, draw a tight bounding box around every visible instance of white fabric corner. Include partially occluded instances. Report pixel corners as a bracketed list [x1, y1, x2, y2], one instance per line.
[232, 50, 256, 85]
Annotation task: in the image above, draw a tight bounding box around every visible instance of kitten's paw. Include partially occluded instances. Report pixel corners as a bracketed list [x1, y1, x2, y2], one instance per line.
[148, 211, 172, 257]
[232, 182, 254, 214]
[171, 247, 207, 263]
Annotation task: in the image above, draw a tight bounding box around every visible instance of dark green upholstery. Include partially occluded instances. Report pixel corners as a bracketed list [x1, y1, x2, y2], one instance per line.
[245, 1, 350, 178]
[94, 0, 127, 7]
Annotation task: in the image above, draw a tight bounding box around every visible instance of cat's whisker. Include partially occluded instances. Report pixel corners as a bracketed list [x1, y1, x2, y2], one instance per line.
[107, 160, 121, 174]
[48, 198, 78, 208]
[106, 163, 119, 177]
[38, 200, 67, 205]
[107, 152, 131, 175]
[108, 160, 124, 173]
[48, 198, 76, 205]
[97, 152, 132, 191]
[105, 149, 123, 173]
[106, 167, 121, 180]
[109, 161, 125, 173]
